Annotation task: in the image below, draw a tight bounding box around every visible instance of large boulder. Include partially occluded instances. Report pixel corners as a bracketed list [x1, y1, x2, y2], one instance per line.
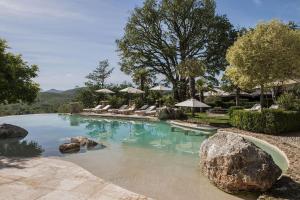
[200, 131, 282, 193]
[59, 143, 80, 153]
[0, 124, 28, 139]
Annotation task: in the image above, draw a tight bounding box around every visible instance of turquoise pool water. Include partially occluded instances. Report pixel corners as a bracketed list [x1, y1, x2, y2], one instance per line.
[0, 114, 285, 200]
[0, 114, 210, 157]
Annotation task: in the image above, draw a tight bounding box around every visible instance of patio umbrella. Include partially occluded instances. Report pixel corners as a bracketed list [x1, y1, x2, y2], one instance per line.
[120, 87, 145, 94]
[95, 89, 115, 105]
[120, 87, 144, 105]
[150, 85, 172, 92]
[95, 89, 115, 94]
[175, 98, 210, 116]
[150, 85, 172, 107]
[175, 98, 210, 108]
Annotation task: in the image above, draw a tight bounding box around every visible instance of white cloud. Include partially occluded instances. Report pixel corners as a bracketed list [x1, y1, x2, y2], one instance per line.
[0, 0, 91, 21]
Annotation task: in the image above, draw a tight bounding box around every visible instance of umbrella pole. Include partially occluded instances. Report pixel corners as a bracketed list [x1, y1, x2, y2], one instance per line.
[191, 108, 195, 117]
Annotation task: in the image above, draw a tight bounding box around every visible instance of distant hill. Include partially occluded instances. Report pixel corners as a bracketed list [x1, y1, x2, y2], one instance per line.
[44, 89, 64, 94]
[0, 87, 83, 116]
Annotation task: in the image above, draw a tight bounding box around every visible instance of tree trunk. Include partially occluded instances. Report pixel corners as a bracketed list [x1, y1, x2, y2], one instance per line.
[189, 76, 196, 98]
[173, 83, 180, 102]
[260, 85, 264, 109]
[189, 76, 196, 116]
[235, 87, 240, 106]
[140, 78, 145, 100]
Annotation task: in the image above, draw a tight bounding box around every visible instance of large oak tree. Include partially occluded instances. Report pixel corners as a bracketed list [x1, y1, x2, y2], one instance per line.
[117, 0, 236, 101]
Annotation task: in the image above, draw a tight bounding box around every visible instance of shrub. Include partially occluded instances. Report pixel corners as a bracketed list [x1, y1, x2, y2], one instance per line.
[158, 107, 187, 120]
[107, 96, 126, 108]
[228, 106, 245, 118]
[277, 93, 296, 110]
[230, 109, 300, 134]
[205, 96, 223, 107]
[58, 102, 83, 113]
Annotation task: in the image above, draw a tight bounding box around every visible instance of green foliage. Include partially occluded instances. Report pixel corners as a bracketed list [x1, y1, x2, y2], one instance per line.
[0, 39, 39, 104]
[158, 107, 187, 120]
[107, 95, 127, 108]
[178, 59, 205, 78]
[187, 112, 230, 127]
[0, 88, 79, 116]
[58, 102, 83, 114]
[85, 59, 114, 88]
[277, 93, 298, 111]
[161, 94, 175, 107]
[204, 96, 223, 107]
[228, 106, 245, 118]
[75, 88, 97, 108]
[226, 20, 300, 106]
[230, 109, 300, 134]
[117, 0, 236, 100]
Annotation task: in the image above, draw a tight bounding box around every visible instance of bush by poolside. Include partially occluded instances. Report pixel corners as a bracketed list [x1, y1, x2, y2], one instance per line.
[230, 109, 300, 134]
[58, 102, 83, 114]
[158, 107, 187, 120]
[228, 106, 245, 118]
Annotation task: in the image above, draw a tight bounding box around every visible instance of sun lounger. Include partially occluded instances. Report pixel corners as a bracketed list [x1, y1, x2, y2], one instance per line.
[246, 104, 261, 111]
[144, 110, 157, 116]
[135, 105, 156, 115]
[138, 105, 148, 110]
[95, 105, 111, 113]
[83, 104, 103, 112]
[108, 105, 128, 113]
[269, 104, 279, 109]
[118, 104, 136, 115]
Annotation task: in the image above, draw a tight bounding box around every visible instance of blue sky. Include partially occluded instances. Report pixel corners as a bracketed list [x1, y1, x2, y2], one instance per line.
[0, 0, 299, 90]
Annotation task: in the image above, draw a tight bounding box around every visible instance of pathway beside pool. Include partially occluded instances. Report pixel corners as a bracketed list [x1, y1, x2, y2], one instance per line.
[0, 157, 151, 200]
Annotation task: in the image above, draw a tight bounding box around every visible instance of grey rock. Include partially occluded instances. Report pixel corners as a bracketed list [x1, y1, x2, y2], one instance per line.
[0, 124, 28, 139]
[86, 139, 98, 148]
[71, 136, 88, 146]
[59, 143, 80, 153]
[200, 132, 282, 193]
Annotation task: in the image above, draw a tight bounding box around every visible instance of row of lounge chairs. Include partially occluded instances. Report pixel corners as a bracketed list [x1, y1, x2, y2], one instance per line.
[83, 104, 157, 116]
[246, 104, 279, 111]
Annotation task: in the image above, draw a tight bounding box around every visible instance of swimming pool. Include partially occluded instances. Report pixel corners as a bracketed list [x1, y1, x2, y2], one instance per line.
[0, 114, 286, 200]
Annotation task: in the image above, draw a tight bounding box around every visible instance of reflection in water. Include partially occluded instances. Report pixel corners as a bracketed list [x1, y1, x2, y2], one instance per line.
[0, 139, 44, 157]
[60, 115, 210, 155]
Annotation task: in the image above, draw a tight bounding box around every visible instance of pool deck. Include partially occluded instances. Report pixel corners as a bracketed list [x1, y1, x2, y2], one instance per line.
[79, 112, 158, 122]
[168, 120, 217, 133]
[0, 157, 151, 200]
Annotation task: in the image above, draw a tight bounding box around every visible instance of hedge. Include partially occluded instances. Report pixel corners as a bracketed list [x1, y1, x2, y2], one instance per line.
[228, 106, 245, 118]
[230, 109, 300, 134]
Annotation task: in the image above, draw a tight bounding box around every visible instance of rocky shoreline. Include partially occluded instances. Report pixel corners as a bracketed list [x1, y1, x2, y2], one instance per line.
[220, 128, 300, 200]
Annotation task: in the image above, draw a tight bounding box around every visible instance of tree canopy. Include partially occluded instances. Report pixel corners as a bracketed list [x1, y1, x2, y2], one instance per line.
[0, 39, 39, 104]
[226, 20, 300, 106]
[117, 0, 236, 100]
[85, 59, 114, 88]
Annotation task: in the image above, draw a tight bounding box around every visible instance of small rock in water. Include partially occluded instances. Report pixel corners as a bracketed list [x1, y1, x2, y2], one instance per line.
[71, 136, 88, 146]
[59, 143, 80, 153]
[199, 131, 282, 193]
[0, 124, 28, 139]
[86, 139, 98, 148]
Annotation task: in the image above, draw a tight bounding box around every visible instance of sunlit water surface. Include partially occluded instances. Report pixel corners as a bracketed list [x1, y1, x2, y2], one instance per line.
[0, 114, 286, 200]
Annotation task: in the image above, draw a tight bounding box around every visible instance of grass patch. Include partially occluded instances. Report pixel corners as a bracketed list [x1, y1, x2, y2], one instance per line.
[186, 113, 230, 127]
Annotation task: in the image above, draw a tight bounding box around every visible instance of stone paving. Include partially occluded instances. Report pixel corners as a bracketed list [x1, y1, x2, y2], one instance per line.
[0, 157, 151, 200]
